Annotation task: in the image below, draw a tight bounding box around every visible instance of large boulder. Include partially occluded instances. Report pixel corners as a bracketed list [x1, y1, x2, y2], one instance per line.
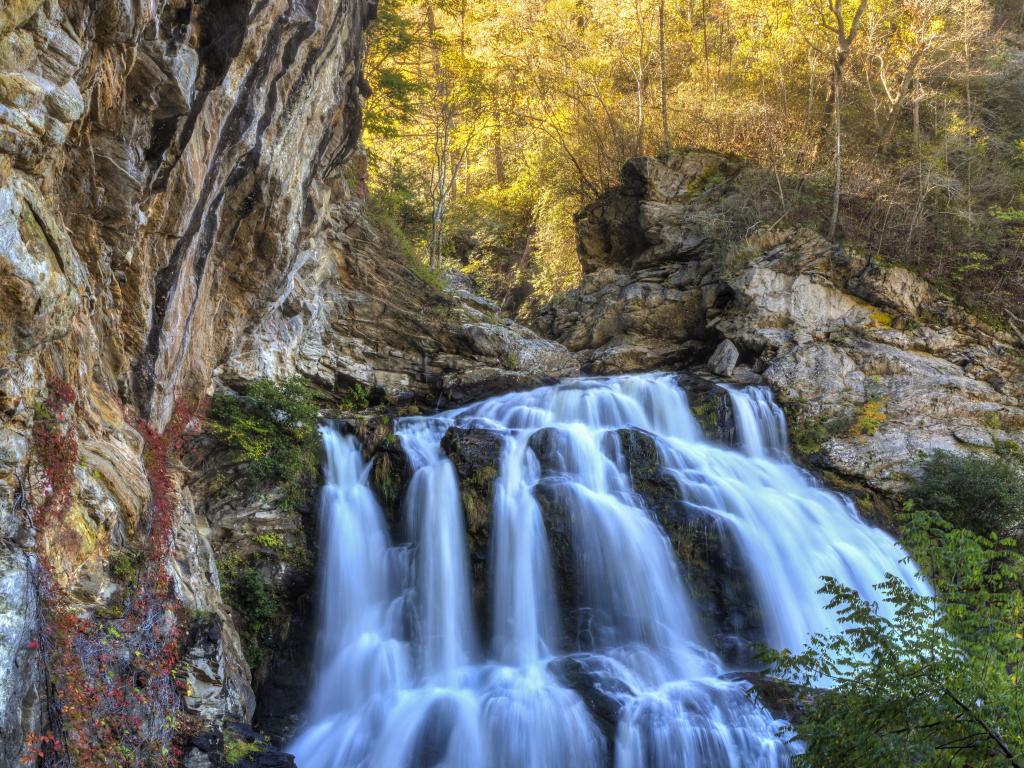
[676, 373, 737, 446]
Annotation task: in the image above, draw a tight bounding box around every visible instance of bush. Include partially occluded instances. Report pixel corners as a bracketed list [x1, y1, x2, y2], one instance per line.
[222, 565, 281, 671]
[909, 449, 1024, 535]
[763, 508, 1024, 767]
[208, 378, 320, 513]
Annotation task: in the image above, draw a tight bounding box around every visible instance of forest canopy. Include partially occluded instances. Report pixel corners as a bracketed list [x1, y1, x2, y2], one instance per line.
[361, 0, 1024, 322]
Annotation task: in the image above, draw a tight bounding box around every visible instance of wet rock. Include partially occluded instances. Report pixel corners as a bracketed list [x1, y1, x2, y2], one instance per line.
[528, 427, 573, 476]
[549, 654, 635, 751]
[441, 426, 505, 635]
[611, 428, 680, 518]
[676, 374, 736, 446]
[532, 479, 585, 646]
[723, 672, 810, 724]
[613, 428, 762, 660]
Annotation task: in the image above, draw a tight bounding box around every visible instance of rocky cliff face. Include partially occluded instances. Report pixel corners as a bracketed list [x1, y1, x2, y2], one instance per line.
[0, 1, 577, 764]
[534, 152, 1024, 514]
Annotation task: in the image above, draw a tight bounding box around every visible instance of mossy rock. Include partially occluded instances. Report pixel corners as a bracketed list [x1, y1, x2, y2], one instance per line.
[548, 654, 634, 752]
[369, 442, 412, 537]
[532, 479, 585, 647]
[676, 373, 736, 445]
[613, 428, 762, 661]
[440, 426, 505, 637]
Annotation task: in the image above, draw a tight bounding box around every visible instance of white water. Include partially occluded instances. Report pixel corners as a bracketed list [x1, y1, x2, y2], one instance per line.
[290, 374, 926, 768]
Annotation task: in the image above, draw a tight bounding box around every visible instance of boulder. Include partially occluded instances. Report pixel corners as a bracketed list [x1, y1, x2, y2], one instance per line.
[532, 479, 585, 647]
[676, 373, 736, 445]
[548, 654, 635, 751]
[708, 339, 740, 377]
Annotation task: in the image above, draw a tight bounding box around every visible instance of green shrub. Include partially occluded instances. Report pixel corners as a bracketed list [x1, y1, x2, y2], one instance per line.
[762, 508, 1024, 768]
[337, 383, 371, 412]
[849, 397, 888, 437]
[909, 449, 1024, 535]
[208, 378, 320, 513]
[223, 566, 281, 671]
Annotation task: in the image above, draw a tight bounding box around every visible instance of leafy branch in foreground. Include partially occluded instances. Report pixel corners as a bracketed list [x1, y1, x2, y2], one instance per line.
[763, 507, 1024, 767]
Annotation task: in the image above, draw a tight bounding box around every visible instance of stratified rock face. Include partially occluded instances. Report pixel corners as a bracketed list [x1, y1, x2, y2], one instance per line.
[0, 1, 379, 757]
[536, 151, 1024, 505]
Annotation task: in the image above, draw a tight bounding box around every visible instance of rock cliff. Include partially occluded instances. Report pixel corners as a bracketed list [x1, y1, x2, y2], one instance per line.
[534, 152, 1024, 515]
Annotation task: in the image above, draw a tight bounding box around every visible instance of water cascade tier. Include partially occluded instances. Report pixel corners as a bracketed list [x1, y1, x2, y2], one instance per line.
[290, 374, 925, 767]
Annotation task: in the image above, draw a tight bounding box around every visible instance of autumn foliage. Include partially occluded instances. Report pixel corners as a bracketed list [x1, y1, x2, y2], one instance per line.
[27, 383, 206, 768]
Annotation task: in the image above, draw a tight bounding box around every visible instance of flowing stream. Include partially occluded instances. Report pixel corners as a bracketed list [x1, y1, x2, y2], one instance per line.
[289, 373, 925, 767]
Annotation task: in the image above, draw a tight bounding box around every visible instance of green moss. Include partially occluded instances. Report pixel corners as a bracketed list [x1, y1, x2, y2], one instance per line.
[371, 451, 403, 509]
[459, 465, 497, 533]
[786, 406, 855, 456]
[110, 550, 142, 586]
[208, 378, 320, 513]
[253, 532, 286, 551]
[224, 736, 264, 766]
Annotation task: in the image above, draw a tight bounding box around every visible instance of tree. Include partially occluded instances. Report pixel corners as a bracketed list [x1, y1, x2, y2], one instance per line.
[763, 508, 1024, 767]
[814, 0, 870, 239]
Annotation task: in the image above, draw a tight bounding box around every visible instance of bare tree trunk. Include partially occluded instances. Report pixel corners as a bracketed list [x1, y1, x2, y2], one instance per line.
[493, 119, 506, 185]
[912, 79, 920, 146]
[700, 0, 710, 91]
[829, 62, 842, 240]
[659, 0, 670, 153]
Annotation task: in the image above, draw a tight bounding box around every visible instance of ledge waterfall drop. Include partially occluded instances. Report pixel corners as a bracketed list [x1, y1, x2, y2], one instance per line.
[289, 374, 926, 767]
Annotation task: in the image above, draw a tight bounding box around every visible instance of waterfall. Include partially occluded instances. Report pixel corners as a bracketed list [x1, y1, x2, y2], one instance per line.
[290, 374, 926, 768]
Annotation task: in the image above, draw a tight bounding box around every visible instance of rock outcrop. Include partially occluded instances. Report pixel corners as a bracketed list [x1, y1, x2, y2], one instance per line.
[535, 152, 1024, 508]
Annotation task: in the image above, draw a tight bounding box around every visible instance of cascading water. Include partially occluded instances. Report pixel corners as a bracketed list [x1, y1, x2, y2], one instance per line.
[290, 374, 926, 768]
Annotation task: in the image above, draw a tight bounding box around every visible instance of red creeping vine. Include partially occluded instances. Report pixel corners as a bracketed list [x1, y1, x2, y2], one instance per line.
[27, 382, 207, 768]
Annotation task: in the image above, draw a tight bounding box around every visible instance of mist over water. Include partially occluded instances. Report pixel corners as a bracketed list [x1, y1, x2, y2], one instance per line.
[290, 374, 925, 768]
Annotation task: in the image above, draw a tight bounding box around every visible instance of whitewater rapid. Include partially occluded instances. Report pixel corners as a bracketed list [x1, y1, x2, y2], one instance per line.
[289, 373, 924, 768]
